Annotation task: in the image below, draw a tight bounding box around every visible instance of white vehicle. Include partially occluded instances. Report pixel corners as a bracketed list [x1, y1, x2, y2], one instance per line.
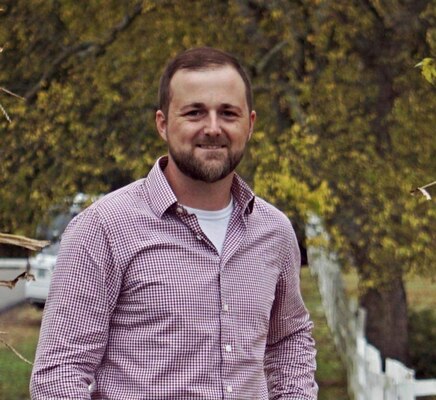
[25, 241, 59, 308]
[25, 193, 99, 308]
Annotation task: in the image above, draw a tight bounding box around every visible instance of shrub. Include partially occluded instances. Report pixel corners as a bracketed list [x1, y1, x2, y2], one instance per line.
[408, 309, 436, 379]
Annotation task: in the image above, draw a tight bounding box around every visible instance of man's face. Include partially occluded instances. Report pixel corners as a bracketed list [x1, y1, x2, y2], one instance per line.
[156, 65, 256, 183]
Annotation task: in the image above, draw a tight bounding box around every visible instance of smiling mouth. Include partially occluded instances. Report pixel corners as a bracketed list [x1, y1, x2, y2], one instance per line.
[196, 145, 226, 149]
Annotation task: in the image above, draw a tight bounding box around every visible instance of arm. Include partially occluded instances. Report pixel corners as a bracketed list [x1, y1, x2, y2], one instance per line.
[30, 208, 121, 399]
[264, 229, 318, 400]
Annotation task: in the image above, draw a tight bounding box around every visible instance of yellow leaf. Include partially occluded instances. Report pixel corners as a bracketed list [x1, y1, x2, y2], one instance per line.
[415, 58, 436, 85]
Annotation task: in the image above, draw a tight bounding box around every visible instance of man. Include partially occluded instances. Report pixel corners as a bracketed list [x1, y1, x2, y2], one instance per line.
[31, 47, 318, 399]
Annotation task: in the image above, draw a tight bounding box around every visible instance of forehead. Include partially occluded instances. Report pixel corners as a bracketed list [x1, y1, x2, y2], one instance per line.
[169, 65, 247, 108]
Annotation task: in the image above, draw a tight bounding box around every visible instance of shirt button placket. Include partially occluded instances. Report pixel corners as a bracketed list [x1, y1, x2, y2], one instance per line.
[220, 267, 235, 398]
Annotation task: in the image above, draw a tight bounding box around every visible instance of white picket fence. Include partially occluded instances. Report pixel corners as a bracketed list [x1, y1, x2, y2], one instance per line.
[306, 215, 436, 400]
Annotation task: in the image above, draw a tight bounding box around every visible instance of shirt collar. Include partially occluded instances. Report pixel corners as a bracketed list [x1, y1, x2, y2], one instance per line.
[145, 156, 255, 219]
[230, 173, 255, 215]
[144, 156, 178, 218]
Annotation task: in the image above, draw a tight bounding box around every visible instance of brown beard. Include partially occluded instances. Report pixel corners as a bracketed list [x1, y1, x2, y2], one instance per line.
[168, 143, 245, 183]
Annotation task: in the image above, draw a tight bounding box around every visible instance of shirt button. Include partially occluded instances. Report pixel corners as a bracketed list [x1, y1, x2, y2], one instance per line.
[226, 385, 233, 393]
[223, 303, 229, 312]
[176, 205, 184, 214]
[225, 344, 232, 352]
[196, 234, 202, 241]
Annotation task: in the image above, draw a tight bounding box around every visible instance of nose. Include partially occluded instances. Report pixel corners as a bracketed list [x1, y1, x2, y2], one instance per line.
[204, 112, 221, 135]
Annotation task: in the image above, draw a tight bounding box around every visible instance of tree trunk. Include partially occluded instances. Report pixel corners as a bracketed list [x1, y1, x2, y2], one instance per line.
[360, 275, 409, 364]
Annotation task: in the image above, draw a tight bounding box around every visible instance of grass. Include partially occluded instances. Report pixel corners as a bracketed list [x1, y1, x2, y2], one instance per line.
[301, 268, 436, 400]
[404, 273, 436, 311]
[300, 267, 350, 400]
[0, 304, 42, 400]
[342, 269, 436, 311]
[342, 268, 436, 397]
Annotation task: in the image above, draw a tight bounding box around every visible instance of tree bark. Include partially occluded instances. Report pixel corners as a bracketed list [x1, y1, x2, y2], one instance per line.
[360, 275, 409, 364]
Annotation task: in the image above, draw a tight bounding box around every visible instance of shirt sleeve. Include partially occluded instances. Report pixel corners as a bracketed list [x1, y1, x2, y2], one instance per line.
[264, 227, 318, 400]
[30, 208, 122, 399]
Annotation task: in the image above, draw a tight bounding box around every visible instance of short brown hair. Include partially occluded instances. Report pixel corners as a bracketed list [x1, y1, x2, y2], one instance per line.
[158, 47, 253, 117]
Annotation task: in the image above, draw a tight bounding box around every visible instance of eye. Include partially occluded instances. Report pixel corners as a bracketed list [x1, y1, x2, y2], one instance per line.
[184, 109, 203, 118]
[221, 110, 239, 119]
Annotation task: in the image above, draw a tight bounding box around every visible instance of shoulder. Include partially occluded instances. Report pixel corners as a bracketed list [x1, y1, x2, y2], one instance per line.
[251, 196, 294, 233]
[250, 196, 301, 270]
[66, 179, 148, 235]
[91, 179, 147, 217]
[78, 179, 152, 230]
[248, 195, 299, 246]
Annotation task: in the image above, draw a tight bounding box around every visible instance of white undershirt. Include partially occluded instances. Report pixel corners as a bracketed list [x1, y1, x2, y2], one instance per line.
[183, 197, 234, 255]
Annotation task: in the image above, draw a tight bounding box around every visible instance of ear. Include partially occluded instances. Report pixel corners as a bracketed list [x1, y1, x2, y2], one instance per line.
[156, 110, 168, 142]
[248, 110, 256, 141]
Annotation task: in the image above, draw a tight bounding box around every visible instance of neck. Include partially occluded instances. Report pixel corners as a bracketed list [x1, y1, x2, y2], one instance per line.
[163, 159, 233, 211]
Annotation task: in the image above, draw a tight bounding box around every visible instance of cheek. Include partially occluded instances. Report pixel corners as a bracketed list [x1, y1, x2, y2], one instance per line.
[229, 129, 250, 147]
[166, 124, 195, 147]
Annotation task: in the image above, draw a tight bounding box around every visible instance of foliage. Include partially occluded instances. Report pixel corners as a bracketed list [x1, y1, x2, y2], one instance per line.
[408, 309, 436, 379]
[0, 0, 435, 361]
[251, 0, 436, 286]
[416, 57, 436, 85]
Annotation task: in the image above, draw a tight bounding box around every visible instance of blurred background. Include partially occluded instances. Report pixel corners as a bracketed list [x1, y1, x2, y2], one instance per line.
[0, 1, 435, 399]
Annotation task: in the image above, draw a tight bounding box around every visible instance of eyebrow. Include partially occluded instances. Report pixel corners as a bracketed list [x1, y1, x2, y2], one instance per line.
[221, 103, 242, 112]
[180, 103, 204, 111]
[179, 103, 243, 112]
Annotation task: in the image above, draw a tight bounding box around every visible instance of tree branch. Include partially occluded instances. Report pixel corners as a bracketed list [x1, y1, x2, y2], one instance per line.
[24, 2, 153, 102]
[254, 41, 288, 75]
[360, 0, 386, 27]
[0, 102, 11, 123]
[0, 271, 35, 289]
[0, 335, 33, 365]
[410, 180, 436, 200]
[0, 233, 50, 250]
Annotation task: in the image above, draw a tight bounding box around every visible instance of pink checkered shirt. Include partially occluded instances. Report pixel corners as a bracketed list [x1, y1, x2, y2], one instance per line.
[31, 157, 318, 399]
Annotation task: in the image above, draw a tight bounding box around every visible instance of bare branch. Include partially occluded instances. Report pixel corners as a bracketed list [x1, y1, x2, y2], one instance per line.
[419, 181, 436, 190]
[0, 87, 26, 100]
[0, 87, 25, 122]
[0, 335, 34, 365]
[0, 102, 11, 123]
[0, 233, 50, 251]
[410, 180, 436, 200]
[0, 272, 35, 289]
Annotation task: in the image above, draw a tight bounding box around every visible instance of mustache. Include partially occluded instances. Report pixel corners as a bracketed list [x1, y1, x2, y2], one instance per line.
[194, 136, 230, 146]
